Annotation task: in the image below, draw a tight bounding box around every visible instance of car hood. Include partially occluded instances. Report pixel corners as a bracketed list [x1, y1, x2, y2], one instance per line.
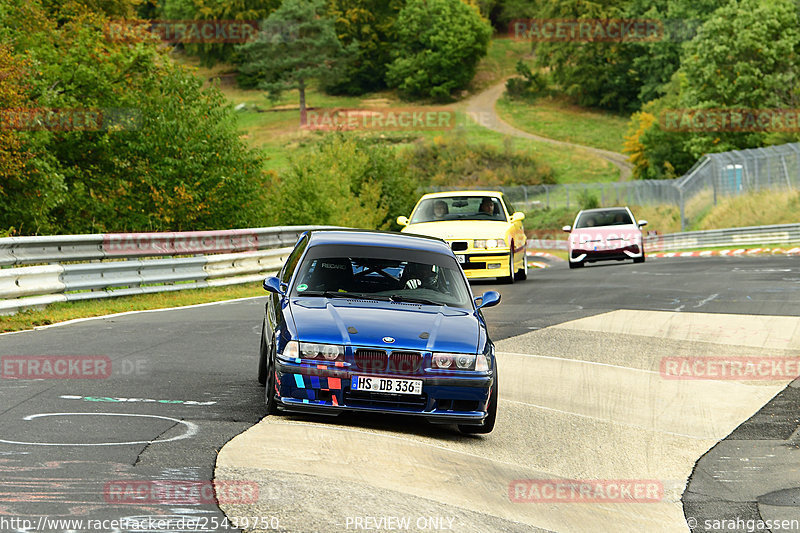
[289, 298, 480, 354]
[570, 225, 642, 244]
[403, 220, 509, 240]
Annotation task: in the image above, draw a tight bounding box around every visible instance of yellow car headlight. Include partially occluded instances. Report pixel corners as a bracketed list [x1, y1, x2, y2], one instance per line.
[475, 238, 505, 249]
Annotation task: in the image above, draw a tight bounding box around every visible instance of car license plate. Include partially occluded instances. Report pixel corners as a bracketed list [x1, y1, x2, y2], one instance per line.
[456, 254, 466, 264]
[351, 376, 422, 395]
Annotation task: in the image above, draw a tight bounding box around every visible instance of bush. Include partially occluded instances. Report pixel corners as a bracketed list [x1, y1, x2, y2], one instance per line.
[385, 0, 492, 102]
[506, 60, 548, 102]
[403, 135, 555, 188]
[268, 135, 417, 230]
[577, 189, 599, 210]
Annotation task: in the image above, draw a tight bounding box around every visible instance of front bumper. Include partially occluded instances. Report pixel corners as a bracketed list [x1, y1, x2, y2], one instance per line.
[570, 244, 643, 263]
[453, 250, 511, 279]
[273, 359, 493, 424]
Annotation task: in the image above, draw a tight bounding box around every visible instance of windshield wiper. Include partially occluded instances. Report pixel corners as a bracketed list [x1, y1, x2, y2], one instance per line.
[389, 294, 442, 306]
[301, 291, 392, 302]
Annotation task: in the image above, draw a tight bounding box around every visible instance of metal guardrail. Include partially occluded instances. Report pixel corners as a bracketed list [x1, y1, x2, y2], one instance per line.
[645, 223, 800, 251]
[0, 226, 335, 315]
[428, 142, 800, 231]
[527, 223, 800, 252]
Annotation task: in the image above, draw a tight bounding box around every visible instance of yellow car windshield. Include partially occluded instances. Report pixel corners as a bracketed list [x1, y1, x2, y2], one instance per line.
[410, 197, 507, 223]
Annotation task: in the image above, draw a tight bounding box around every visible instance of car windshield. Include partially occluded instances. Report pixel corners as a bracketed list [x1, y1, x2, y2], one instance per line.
[575, 209, 633, 228]
[291, 256, 472, 309]
[409, 196, 507, 223]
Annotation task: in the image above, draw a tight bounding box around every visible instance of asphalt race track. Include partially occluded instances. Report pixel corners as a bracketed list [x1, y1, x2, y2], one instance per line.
[1, 255, 798, 532]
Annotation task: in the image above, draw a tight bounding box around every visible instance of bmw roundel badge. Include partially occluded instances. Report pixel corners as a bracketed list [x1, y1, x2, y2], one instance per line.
[382, 336, 395, 344]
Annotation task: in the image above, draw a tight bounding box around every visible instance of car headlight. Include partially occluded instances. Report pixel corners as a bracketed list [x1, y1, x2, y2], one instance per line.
[431, 352, 488, 371]
[474, 238, 505, 249]
[279, 340, 344, 362]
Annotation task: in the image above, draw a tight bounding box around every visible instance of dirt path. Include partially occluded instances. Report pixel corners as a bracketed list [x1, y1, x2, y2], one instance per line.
[460, 82, 633, 181]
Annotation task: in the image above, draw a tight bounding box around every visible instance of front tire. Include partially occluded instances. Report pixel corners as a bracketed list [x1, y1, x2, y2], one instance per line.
[569, 260, 584, 269]
[459, 376, 497, 434]
[633, 252, 646, 264]
[515, 252, 528, 281]
[265, 343, 279, 415]
[500, 249, 516, 284]
[258, 323, 269, 386]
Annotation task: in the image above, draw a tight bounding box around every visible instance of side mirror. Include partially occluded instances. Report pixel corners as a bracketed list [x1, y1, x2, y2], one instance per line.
[511, 211, 525, 222]
[475, 290, 501, 310]
[638, 220, 648, 227]
[562, 225, 572, 233]
[263, 276, 286, 296]
[396, 216, 409, 226]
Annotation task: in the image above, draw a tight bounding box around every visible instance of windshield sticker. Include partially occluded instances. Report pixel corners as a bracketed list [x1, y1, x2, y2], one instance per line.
[297, 284, 308, 292]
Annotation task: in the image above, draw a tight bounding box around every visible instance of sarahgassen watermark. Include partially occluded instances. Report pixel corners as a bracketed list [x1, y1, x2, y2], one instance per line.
[509, 479, 663, 503]
[686, 516, 800, 531]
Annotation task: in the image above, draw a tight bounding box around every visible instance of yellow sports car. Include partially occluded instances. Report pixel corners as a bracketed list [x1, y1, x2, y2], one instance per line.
[397, 191, 528, 283]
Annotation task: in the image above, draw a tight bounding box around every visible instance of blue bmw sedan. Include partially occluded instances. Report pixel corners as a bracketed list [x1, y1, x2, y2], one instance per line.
[258, 230, 501, 434]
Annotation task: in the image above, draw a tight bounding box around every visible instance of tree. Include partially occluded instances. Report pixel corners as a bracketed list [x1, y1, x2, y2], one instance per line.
[623, 74, 695, 180]
[236, 0, 351, 126]
[0, 0, 268, 234]
[158, 0, 281, 67]
[385, 0, 492, 102]
[0, 44, 66, 235]
[677, 0, 800, 158]
[324, 0, 404, 95]
[269, 135, 416, 230]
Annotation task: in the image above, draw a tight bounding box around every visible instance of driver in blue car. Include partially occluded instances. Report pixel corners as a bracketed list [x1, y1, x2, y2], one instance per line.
[403, 263, 440, 290]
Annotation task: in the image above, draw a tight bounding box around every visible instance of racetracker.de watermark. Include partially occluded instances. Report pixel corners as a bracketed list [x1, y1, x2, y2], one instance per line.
[105, 20, 259, 43]
[304, 108, 459, 131]
[103, 229, 260, 256]
[661, 109, 800, 132]
[1, 356, 112, 379]
[104, 480, 258, 505]
[509, 479, 663, 503]
[0, 108, 141, 132]
[660, 357, 800, 380]
[509, 19, 662, 42]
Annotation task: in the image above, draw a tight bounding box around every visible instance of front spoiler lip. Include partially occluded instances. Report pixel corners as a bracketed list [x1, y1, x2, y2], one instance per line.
[276, 399, 487, 424]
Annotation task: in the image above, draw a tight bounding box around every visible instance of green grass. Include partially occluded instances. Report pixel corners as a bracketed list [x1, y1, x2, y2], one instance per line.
[176, 43, 620, 181]
[495, 95, 631, 153]
[695, 189, 800, 230]
[469, 38, 533, 93]
[404, 111, 619, 183]
[0, 283, 264, 333]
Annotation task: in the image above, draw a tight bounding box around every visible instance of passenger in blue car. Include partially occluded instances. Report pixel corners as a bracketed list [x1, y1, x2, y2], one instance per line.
[303, 258, 353, 292]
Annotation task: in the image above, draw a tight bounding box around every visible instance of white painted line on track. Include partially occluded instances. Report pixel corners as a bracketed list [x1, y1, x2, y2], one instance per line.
[0, 412, 199, 446]
[501, 399, 715, 440]
[0, 296, 265, 337]
[496, 351, 662, 375]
